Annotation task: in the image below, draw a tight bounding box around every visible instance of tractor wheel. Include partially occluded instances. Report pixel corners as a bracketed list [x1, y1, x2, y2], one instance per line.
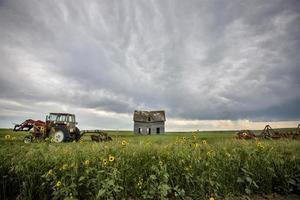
[52, 126, 69, 143]
[74, 127, 81, 141]
[23, 135, 33, 143]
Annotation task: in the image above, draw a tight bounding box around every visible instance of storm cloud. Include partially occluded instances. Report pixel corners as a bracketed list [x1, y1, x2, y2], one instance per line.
[0, 0, 299, 130]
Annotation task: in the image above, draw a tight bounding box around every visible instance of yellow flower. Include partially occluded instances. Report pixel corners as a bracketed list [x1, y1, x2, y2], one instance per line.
[55, 181, 62, 187]
[102, 159, 108, 165]
[202, 140, 207, 145]
[159, 161, 163, 166]
[184, 165, 192, 171]
[207, 150, 214, 157]
[63, 164, 68, 170]
[137, 178, 143, 189]
[11, 136, 16, 140]
[137, 182, 142, 187]
[109, 155, 115, 162]
[137, 181, 143, 189]
[256, 142, 264, 149]
[84, 160, 90, 166]
[5, 135, 11, 140]
[121, 140, 128, 146]
[195, 143, 200, 148]
[47, 169, 53, 176]
[209, 197, 215, 200]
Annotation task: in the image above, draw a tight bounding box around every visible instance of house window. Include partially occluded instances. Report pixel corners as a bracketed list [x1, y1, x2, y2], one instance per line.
[138, 128, 142, 134]
[156, 127, 160, 134]
[148, 117, 151, 121]
[147, 128, 151, 135]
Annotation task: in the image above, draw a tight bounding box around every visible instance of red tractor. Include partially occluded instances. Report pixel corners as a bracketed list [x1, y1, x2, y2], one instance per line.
[14, 113, 80, 143]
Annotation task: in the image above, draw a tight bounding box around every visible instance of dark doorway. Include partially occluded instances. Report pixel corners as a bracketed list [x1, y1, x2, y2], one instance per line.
[156, 127, 160, 134]
[147, 128, 151, 135]
[138, 128, 142, 134]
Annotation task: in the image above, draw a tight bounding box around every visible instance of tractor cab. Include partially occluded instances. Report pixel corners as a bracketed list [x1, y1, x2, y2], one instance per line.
[45, 113, 80, 142]
[46, 113, 77, 125]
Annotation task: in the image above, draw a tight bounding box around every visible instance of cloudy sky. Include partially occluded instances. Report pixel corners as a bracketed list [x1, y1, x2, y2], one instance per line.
[0, 0, 299, 131]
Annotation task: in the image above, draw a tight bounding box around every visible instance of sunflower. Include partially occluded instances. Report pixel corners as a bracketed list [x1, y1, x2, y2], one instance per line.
[47, 169, 53, 176]
[256, 142, 264, 149]
[109, 155, 115, 162]
[102, 159, 108, 165]
[209, 197, 215, 200]
[159, 161, 163, 166]
[84, 160, 90, 166]
[121, 140, 128, 146]
[5, 135, 11, 140]
[61, 164, 68, 170]
[137, 178, 143, 189]
[55, 181, 62, 187]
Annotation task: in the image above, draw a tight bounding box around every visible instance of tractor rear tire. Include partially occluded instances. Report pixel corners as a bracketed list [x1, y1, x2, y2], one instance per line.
[52, 126, 69, 143]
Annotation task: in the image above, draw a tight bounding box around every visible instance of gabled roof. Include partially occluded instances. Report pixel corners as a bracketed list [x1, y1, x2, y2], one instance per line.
[133, 110, 166, 122]
[49, 113, 75, 116]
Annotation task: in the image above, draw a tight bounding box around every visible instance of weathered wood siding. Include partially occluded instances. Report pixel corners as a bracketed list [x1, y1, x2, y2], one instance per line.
[134, 121, 165, 134]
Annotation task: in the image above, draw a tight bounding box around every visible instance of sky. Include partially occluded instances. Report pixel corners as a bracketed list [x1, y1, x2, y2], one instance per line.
[0, 0, 299, 131]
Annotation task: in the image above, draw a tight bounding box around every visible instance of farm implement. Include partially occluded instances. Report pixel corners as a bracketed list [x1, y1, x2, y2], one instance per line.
[236, 124, 300, 140]
[236, 130, 256, 139]
[13, 113, 112, 143]
[260, 124, 300, 139]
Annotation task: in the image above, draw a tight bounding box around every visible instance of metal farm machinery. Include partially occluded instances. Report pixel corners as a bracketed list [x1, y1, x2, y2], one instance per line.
[236, 130, 256, 139]
[236, 124, 300, 140]
[13, 113, 112, 143]
[260, 124, 300, 139]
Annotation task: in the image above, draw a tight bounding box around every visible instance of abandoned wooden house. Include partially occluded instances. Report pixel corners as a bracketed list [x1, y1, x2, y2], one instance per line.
[133, 110, 166, 134]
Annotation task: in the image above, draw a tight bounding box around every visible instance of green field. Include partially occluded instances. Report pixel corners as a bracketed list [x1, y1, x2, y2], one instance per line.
[0, 129, 299, 200]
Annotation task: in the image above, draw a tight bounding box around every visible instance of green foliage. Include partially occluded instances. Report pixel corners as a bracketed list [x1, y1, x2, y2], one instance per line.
[0, 129, 299, 199]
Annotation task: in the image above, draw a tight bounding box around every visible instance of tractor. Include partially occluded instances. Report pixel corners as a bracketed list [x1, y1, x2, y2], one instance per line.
[14, 113, 112, 143]
[14, 113, 80, 143]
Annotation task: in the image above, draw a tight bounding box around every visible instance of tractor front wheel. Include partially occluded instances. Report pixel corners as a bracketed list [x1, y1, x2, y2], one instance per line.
[23, 135, 33, 143]
[52, 126, 69, 143]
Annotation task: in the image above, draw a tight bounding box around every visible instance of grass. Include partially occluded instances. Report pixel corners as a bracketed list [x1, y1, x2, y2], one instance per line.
[0, 129, 299, 199]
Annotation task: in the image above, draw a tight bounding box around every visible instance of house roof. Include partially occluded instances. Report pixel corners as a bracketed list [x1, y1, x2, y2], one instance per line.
[49, 113, 75, 116]
[133, 110, 166, 122]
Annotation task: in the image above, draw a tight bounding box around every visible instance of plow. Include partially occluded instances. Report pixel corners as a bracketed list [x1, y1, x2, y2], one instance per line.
[13, 113, 112, 143]
[236, 124, 300, 140]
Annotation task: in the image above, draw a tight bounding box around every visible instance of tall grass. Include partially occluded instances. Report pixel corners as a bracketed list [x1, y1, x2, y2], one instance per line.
[0, 130, 299, 199]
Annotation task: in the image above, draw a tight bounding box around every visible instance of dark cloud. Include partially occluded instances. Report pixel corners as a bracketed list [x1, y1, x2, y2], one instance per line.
[0, 0, 299, 129]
